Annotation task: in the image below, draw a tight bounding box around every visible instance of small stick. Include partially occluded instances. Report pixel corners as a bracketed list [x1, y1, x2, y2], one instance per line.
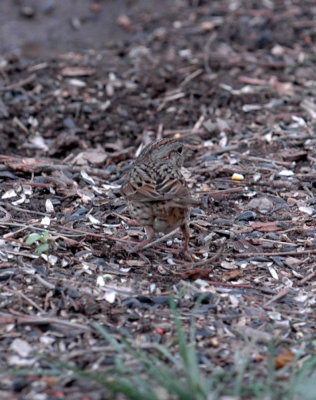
[142, 227, 180, 250]
[234, 249, 316, 257]
[0, 312, 91, 332]
[34, 274, 56, 290]
[4, 288, 45, 313]
[264, 287, 289, 307]
[0, 74, 36, 92]
[207, 281, 252, 289]
[299, 270, 316, 286]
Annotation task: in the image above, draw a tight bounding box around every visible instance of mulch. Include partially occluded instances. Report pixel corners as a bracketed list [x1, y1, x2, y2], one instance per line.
[0, 1, 315, 399]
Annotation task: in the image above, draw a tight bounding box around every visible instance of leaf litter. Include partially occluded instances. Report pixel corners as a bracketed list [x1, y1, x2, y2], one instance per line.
[0, 0, 315, 399]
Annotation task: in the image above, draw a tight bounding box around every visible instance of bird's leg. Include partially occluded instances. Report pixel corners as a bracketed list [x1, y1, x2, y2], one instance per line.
[181, 223, 192, 260]
[182, 223, 190, 252]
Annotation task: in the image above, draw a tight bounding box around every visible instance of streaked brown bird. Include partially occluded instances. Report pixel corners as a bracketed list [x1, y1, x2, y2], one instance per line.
[121, 138, 199, 253]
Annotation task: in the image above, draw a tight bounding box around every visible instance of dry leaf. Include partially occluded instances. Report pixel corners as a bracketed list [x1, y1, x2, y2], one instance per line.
[179, 268, 212, 279]
[274, 350, 295, 369]
[222, 270, 243, 281]
[251, 221, 281, 232]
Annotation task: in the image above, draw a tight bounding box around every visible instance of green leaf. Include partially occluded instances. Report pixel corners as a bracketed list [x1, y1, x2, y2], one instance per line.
[36, 243, 49, 255]
[26, 233, 42, 245]
[40, 231, 49, 242]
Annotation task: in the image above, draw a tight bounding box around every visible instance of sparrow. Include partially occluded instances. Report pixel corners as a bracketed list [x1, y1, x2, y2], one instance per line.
[121, 138, 199, 253]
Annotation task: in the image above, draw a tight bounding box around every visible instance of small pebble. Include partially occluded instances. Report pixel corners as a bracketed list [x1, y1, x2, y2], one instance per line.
[20, 6, 35, 18]
[193, 292, 214, 304]
[122, 298, 142, 308]
[152, 296, 170, 305]
[236, 210, 257, 221]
